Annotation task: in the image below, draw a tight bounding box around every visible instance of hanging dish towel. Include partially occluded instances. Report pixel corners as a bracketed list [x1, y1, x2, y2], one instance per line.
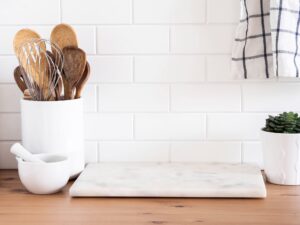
[232, 0, 300, 79]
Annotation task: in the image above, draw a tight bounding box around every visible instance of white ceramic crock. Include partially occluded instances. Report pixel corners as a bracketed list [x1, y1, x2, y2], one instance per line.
[261, 130, 300, 185]
[21, 99, 84, 178]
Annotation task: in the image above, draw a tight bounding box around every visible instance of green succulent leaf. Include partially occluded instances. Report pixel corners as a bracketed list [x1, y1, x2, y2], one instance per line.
[263, 112, 300, 134]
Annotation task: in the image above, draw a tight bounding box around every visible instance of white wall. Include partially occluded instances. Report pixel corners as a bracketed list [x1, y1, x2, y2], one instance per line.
[1, 0, 298, 169]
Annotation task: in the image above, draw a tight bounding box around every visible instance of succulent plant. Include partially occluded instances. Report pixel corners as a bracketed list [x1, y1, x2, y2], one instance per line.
[263, 112, 300, 133]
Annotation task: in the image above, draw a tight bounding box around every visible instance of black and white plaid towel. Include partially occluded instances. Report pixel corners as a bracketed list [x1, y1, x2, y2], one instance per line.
[232, 0, 300, 79]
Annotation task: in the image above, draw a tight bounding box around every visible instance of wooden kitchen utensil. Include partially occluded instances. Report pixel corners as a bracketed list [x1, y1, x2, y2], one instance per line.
[13, 30, 50, 100]
[62, 47, 86, 99]
[13, 29, 42, 55]
[23, 89, 32, 100]
[50, 24, 78, 52]
[14, 66, 27, 93]
[75, 62, 90, 99]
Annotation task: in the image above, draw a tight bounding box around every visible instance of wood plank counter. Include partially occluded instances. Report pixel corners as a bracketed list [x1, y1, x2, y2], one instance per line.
[1, 170, 300, 225]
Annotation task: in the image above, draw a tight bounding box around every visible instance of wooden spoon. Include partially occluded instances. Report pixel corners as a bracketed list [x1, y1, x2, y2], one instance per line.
[13, 29, 48, 97]
[50, 24, 78, 52]
[13, 29, 41, 55]
[75, 62, 90, 99]
[13, 66, 27, 93]
[62, 47, 86, 99]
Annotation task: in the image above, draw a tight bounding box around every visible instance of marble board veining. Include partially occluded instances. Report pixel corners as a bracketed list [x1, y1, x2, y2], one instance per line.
[70, 163, 267, 198]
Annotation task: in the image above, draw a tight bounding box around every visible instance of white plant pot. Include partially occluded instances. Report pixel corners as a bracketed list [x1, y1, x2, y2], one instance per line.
[261, 130, 300, 185]
[21, 99, 85, 178]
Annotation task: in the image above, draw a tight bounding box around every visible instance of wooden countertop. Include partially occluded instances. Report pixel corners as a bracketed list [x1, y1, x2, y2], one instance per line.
[1, 170, 300, 225]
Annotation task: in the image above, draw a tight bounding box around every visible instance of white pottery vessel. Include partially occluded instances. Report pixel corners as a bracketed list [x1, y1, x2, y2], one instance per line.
[261, 130, 300, 185]
[21, 99, 85, 178]
[17, 154, 69, 194]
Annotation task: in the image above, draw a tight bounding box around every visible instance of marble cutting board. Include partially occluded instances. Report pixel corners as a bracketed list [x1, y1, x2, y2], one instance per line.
[70, 163, 267, 198]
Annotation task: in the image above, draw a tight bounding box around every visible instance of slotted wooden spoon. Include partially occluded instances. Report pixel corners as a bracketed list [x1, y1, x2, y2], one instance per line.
[62, 47, 86, 99]
[13, 66, 27, 93]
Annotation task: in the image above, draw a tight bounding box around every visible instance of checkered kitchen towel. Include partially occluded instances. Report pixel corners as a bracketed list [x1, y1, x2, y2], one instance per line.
[232, 0, 300, 79]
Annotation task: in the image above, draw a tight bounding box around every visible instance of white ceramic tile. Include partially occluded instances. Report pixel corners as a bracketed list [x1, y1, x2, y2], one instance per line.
[97, 26, 169, 53]
[243, 83, 300, 112]
[243, 142, 264, 169]
[99, 84, 169, 112]
[74, 26, 97, 55]
[0, 141, 17, 169]
[85, 113, 133, 140]
[62, 0, 131, 24]
[207, 114, 267, 140]
[135, 113, 206, 140]
[88, 56, 133, 83]
[134, 0, 205, 24]
[171, 25, 236, 53]
[0, 56, 19, 82]
[207, 0, 240, 23]
[0, 0, 60, 25]
[99, 141, 169, 162]
[85, 141, 98, 164]
[171, 84, 241, 112]
[0, 84, 22, 112]
[0, 114, 21, 140]
[135, 56, 205, 82]
[171, 142, 241, 163]
[82, 85, 97, 112]
[207, 55, 235, 81]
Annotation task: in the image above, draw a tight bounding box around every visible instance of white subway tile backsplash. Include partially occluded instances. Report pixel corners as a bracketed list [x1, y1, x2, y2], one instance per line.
[135, 56, 205, 83]
[242, 142, 264, 169]
[62, 0, 131, 24]
[99, 84, 169, 112]
[171, 142, 241, 163]
[0, 141, 17, 169]
[82, 85, 97, 112]
[0, 27, 21, 55]
[73, 26, 97, 55]
[207, 0, 240, 24]
[0, 0, 296, 167]
[243, 83, 300, 112]
[88, 56, 133, 82]
[99, 141, 169, 162]
[0, 85, 22, 112]
[134, 0, 205, 24]
[206, 55, 235, 81]
[135, 113, 206, 140]
[0, 56, 18, 82]
[97, 26, 169, 54]
[207, 114, 266, 140]
[85, 113, 133, 140]
[171, 84, 241, 112]
[171, 25, 236, 53]
[85, 141, 98, 164]
[0, 114, 21, 140]
[0, 0, 60, 25]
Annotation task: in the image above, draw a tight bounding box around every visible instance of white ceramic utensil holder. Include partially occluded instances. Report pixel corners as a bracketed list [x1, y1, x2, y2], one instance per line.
[261, 130, 300, 185]
[21, 99, 84, 178]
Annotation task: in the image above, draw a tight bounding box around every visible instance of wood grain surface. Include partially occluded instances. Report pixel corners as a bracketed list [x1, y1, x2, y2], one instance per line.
[1, 170, 300, 225]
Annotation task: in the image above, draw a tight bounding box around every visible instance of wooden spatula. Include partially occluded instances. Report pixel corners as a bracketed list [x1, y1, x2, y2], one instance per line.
[13, 66, 27, 93]
[62, 47, 86, 99]
[50, 24, 78, 52]
[75, 62, 90, 99]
